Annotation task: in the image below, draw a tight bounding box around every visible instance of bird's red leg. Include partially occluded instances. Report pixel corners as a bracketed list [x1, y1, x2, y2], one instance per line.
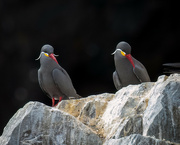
[52, 97, 55, 107]
[54, 97, 63, 107]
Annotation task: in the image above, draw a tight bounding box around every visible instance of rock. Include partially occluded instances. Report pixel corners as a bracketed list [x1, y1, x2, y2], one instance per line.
[104, 134, 177, 145]
[143, 74, 180, 143]
[1, 74, 180, 145]
[57, 93, 114, 135]
[0, 102, 102, 145]
[57, 74, 180, 144]
[98, 82, 154, 140]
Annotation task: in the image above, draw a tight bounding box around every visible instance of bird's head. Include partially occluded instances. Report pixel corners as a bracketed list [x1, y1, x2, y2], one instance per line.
[112, 41, 131, 56]
[36, 44, 59, 64]
[112, 41, 135, 68]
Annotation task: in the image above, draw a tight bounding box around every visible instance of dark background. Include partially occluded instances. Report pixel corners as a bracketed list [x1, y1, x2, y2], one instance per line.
[1, 0, 179, 134]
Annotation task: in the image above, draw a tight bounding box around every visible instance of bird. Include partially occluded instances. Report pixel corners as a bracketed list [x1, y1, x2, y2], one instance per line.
[163, 63, 180, 74]
[112, 41, 151, 90]
[36, 44, 80, 107]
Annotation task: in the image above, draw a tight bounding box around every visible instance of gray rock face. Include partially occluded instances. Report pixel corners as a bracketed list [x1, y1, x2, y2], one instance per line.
[143, 75, 180, 142]
[99, 74, 180, 144]
[104, 134, 176, 145]
[0, 74, 180, 145]
[0, 102, 102, 145]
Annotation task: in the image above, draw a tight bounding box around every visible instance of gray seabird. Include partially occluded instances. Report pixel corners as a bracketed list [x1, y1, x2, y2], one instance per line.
[163, 63, 180, 74]
[112, 41, 151, 90]
[36, 44, 80, 106]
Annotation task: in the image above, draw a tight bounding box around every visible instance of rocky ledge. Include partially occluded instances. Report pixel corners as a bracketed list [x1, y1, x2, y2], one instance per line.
[0, 74, 180, 145]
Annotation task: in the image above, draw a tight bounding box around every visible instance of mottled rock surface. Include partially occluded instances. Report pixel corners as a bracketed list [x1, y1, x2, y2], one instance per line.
[0, 102, 102, 145]
[104, 134, 178, 145]
[1, 74, 180, 145]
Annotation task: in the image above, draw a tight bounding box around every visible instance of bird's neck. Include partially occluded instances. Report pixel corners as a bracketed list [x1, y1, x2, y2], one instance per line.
[40, 56, 58, 68]
[125, 54, 135, 68]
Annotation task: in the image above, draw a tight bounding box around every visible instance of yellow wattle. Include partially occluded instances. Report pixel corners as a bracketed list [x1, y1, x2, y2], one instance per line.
[44, 53, 49, 57]
[121, 51, 126, 56]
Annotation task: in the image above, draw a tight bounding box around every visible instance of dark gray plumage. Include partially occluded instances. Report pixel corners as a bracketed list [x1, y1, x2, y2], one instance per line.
[163, 63, 180, 74]
[112, 41, 151, 90]
[36, 44, 80, 106]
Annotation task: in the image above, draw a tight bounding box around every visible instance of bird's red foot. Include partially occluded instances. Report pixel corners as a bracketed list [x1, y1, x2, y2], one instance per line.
[52, 97, 63, 107]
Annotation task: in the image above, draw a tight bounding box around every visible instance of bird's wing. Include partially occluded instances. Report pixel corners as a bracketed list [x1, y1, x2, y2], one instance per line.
[113, 71, 123, 90]
[163, 63, 180, 68]
[52, 68, 77, 97]
[133, 59, 151, 82]
[38, 70, 50, 97]
[163, 63, 180, 73]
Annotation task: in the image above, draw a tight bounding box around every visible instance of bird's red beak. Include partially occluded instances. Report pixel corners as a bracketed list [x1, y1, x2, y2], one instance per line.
[49, 53, 58, 64]
[125, 54, 135, 68]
